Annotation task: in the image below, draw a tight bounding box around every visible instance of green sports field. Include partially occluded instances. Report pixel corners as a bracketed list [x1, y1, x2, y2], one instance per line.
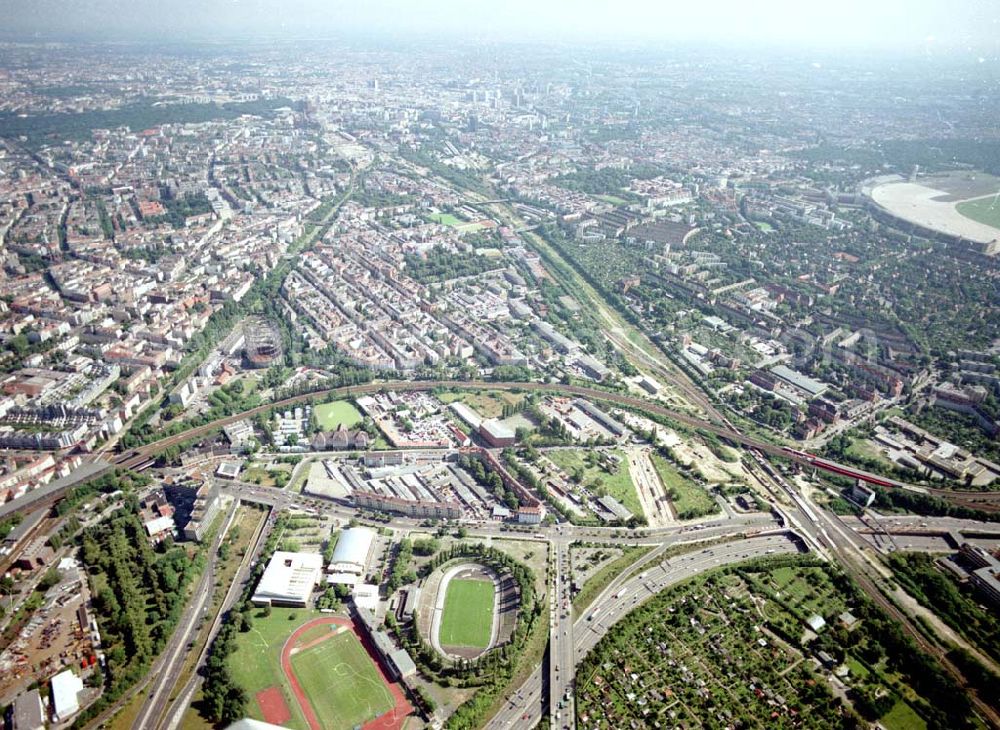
[439, 577, 495, 648]
[454, 221, 487, 233]
[313, 400, 362, 430]
[956, 195, 1000, 231]
[428, 212, 464, 226]
[290, 629, 394, 730]
[228, 608, 321, 729]
[596, 194, 628, 206]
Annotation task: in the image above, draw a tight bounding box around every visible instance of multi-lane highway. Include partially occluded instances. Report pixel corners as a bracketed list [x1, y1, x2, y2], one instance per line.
[5, 374, 998, 728]
[219, 478, 781, 545]
[548, 542, 575, 730]
[487, 531, 804, 729]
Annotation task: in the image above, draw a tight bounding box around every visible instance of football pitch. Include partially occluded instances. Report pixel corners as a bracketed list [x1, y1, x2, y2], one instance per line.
[428, 212, 464, 226]
[439, 578, 495, 648]
[313, 400, 362, 430]
[956, 195, 1000, 232]
[290, 629, 395, 730]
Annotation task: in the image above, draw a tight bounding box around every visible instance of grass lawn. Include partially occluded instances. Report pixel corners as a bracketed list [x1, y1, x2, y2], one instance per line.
[106, 687, 148, 730]
[573, 546, 652, 618]
[295, 622, 336, 646]
[770, 566, 797, 589]
[314, 400, 362, 430]
[754, 221, 775, 232]
[439, 578, 495, 648]
[428, 212, 464, 226]
[779, 574, 812, 603]
[880, 700, 928, 730]
[243, 465, 277, 487]
[596, 194, 628, 206]
[956, 195, 1000, 231]
[845, 438, 896, 471]
[290, 629, 394, 730]
[547, 448, 642, 518]
[227, 607, 323, 730]
[845, 655, 871, 680]
[649, 453, 718, 520]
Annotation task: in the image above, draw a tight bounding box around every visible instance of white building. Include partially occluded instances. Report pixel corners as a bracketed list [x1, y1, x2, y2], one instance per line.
[51, 669, 84, 722]
[326, 527, 376, 586]
[352, 583, 380, 612]
[251, 551, 323, 607]
[225, 720, 289, 730]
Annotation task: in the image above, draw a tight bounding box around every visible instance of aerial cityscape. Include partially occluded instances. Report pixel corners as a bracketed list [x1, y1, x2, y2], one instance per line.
[0, 2, 999, 730]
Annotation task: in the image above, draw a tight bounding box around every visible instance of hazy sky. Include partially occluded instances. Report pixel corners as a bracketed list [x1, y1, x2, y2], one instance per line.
[3, 0, 998, 51]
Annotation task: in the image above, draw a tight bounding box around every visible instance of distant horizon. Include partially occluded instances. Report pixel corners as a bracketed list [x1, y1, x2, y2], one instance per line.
[2, 0, 998, 55]
[0, 29, 995, 66]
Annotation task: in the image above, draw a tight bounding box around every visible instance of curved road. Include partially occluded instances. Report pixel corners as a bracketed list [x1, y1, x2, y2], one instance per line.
[487, 531, 804, 729]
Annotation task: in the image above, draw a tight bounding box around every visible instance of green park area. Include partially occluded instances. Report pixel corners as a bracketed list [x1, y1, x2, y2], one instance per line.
[649, 452, 718, 519]
[437, 390, 525, 419]
[880, 700, 928, 730]
[428, 211, 485, 233]
[439, 578, 495, 649]
[956, 195, 1000, 231]
[314, 400, 362, 430]
[547, 448, 642, 518]
[289, 628, 395, 730]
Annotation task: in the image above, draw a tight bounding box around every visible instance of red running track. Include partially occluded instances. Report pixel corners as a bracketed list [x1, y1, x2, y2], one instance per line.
[279, 616, 413, 730]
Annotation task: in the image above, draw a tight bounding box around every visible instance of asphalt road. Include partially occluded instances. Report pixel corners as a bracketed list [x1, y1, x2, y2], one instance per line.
[82, 499, 240, 730]
[548, 542, 575, 730]
[157, 505, 276, 730]
[219, 479, 780, 548]
[486, 532, 803, 729]
[5, 379, 996, 523]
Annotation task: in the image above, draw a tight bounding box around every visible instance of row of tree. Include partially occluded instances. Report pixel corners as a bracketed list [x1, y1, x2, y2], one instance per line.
[456, 453, 521, 511]
[386, 538, 416, 594]
[200, 512, 294, 724]
[888, 551, 1000, 665]
[386, 542, 542, 730]
[73, 485, 204, 727]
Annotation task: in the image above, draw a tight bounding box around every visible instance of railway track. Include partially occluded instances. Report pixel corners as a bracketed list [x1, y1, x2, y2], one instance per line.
[848, 556, 1000, 727]
[5, 379, 997, 520]
[112, 379, 1000, 506]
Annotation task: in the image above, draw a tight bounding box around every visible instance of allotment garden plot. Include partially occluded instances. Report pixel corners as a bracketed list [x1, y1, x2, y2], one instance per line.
[576, 558, 976, 730]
